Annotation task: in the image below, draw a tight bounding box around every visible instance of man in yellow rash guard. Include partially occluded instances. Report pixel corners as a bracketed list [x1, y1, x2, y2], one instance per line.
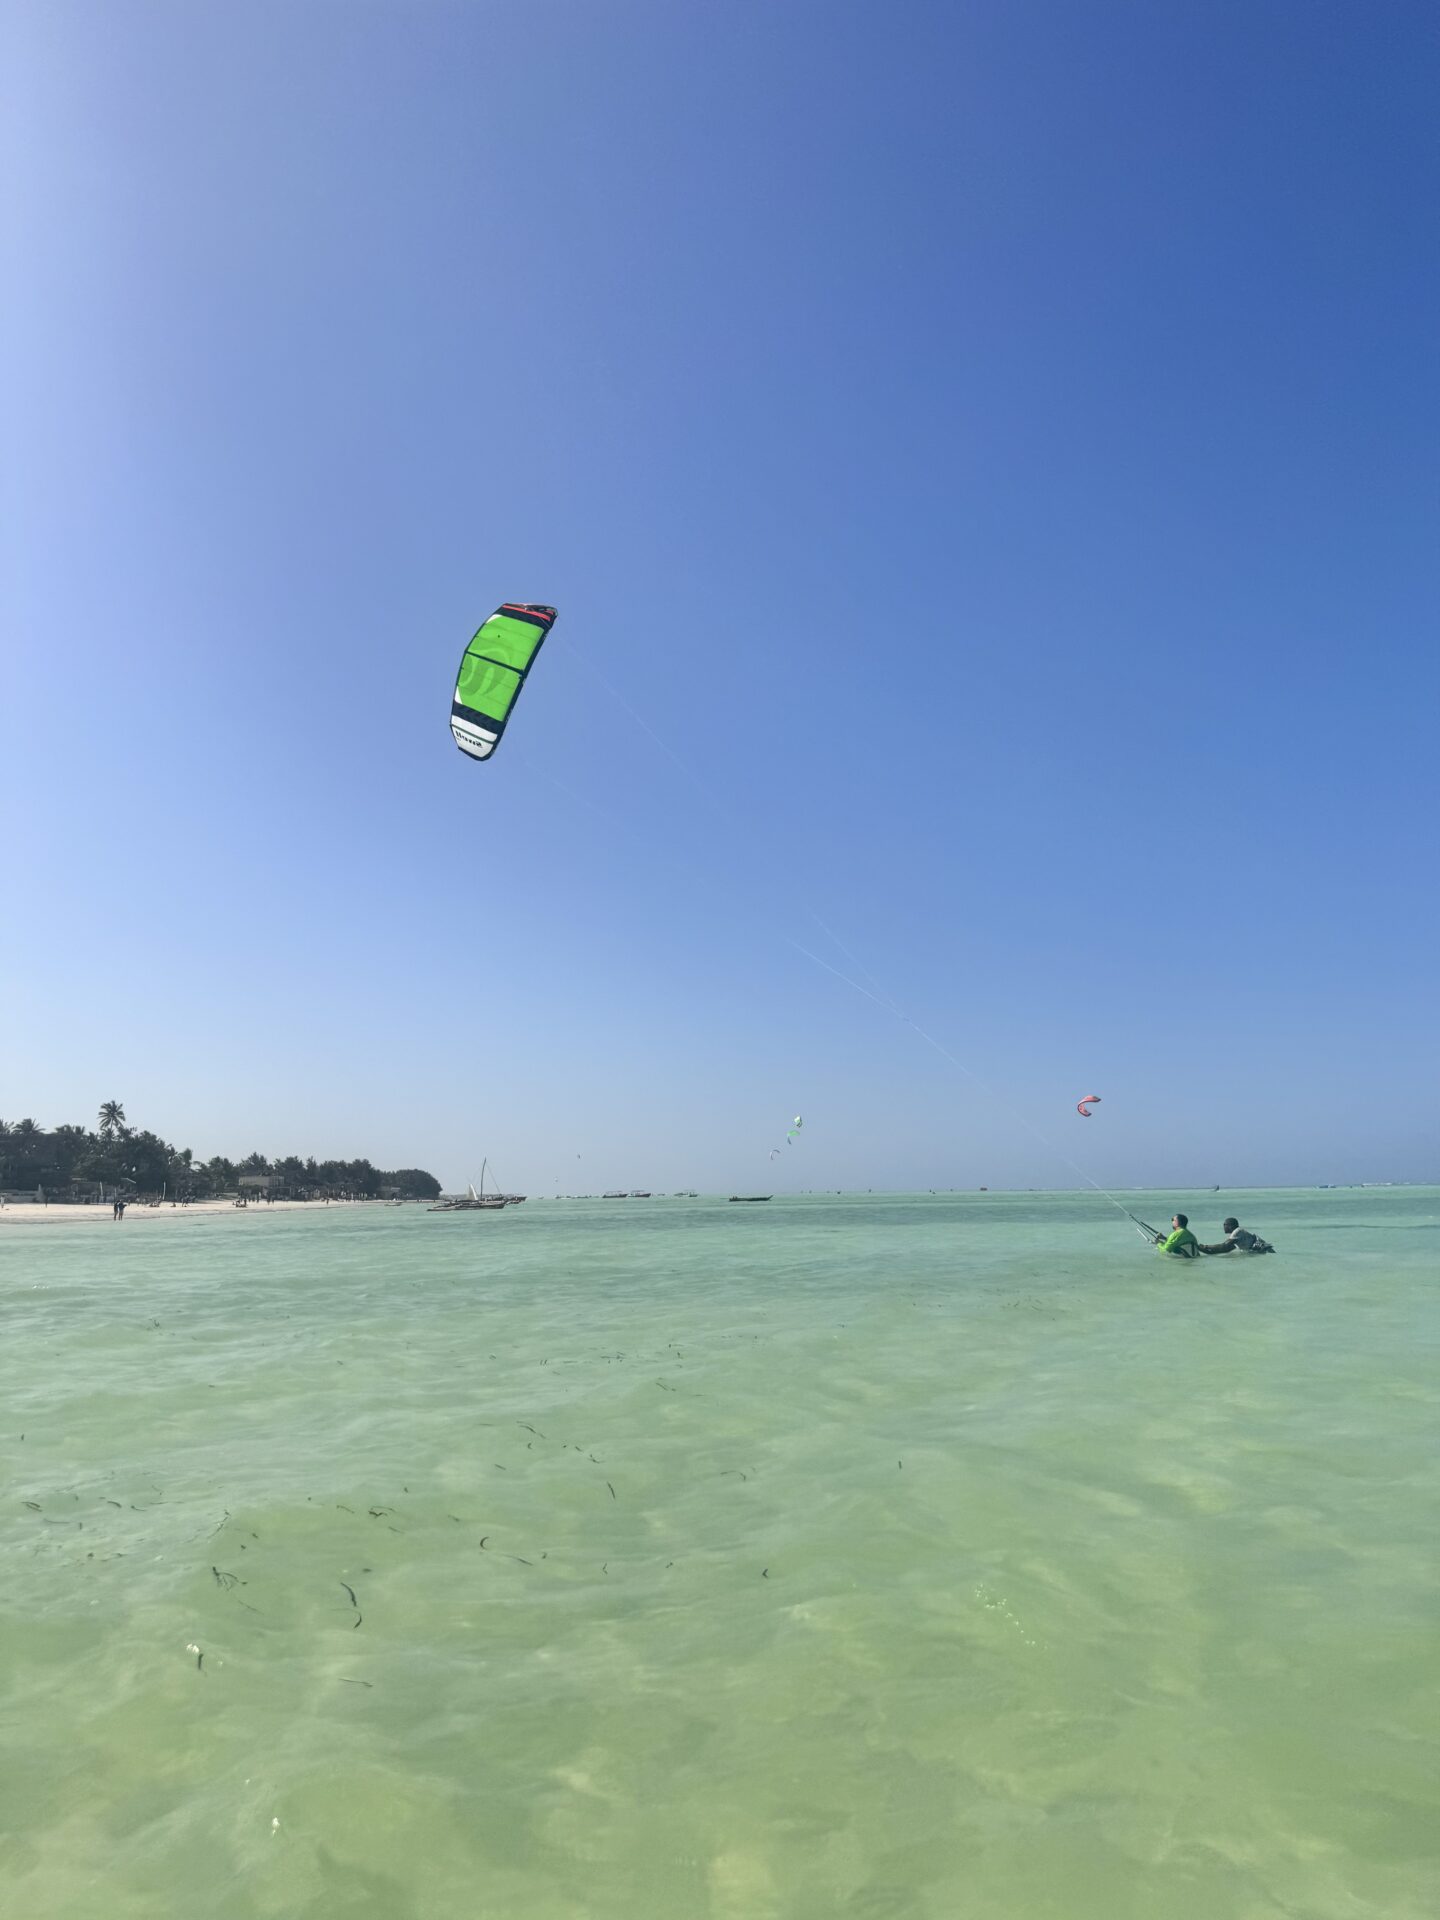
[1156, 1212, 1201, 1257]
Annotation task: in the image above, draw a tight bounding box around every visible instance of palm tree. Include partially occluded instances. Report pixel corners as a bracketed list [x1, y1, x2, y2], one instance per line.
[9, 1118, 44, 1179]
[98, 1100, 126, 1139]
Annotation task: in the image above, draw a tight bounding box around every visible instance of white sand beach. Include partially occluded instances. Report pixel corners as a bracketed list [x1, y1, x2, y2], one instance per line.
[0, 1198, 405, 1227]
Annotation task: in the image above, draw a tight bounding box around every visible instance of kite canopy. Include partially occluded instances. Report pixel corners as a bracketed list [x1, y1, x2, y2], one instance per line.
[451, 604, 557, 761]
[1076, 1094, 1101, 1118]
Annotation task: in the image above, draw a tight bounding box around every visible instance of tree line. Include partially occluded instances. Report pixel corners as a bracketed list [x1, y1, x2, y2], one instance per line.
[0, 1101, 441, 1201]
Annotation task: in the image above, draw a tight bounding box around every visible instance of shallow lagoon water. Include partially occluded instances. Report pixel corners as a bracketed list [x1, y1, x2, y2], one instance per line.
[2, 1189, 1436, 1918]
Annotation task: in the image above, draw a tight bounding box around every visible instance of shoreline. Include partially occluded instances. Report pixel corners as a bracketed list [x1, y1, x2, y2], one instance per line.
[0, 1198, 409, 1228]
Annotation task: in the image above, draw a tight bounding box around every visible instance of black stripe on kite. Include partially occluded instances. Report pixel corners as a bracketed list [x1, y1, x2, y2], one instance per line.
[462, 651, 524, 676]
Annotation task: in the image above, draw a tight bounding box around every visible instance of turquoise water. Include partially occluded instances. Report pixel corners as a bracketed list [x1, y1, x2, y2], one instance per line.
[2, 1189, 1436, 1919]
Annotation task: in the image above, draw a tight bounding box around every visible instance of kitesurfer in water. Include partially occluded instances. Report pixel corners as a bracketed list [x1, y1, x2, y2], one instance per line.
[1155, 1213, 1200, 1257]
[1199, 1217, 1273, 1255]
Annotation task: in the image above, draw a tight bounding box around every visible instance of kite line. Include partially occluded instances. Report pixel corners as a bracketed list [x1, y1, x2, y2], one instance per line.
[542, 632, 1159, 1240]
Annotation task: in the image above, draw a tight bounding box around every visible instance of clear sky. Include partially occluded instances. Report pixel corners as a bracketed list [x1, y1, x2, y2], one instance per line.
[4, 1, 1436, 1193]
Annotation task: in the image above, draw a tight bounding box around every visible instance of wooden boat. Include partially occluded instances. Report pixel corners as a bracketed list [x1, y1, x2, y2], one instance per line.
[728, 1195, 772, 1203]
[431, 1161, 510, 1211]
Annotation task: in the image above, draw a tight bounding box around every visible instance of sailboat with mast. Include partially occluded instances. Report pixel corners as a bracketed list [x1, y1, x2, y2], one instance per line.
[429, 1159, 510, 1211]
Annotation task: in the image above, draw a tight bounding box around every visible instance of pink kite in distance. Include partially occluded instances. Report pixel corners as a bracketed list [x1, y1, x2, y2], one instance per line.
[1076, 1094, 1101, 1118]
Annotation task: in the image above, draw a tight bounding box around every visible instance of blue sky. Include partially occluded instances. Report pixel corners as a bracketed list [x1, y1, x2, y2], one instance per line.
[4, 1, 1436, 1192]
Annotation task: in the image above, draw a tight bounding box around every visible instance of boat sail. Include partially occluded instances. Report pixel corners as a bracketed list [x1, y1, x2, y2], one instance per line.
[429, 1159, 510, 1212]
